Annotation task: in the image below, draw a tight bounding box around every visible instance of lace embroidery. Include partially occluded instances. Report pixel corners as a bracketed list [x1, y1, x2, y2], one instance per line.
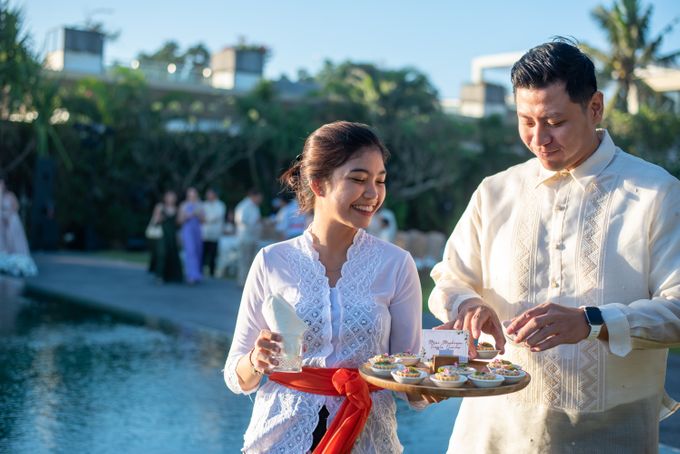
[509, 179, 612, 412]
[336, 233, 383, 367]
[511, 182, 539, 305]
[243, 382, 323, 453]
[575, 181, 613, 412]
[284, 239, 330, 365]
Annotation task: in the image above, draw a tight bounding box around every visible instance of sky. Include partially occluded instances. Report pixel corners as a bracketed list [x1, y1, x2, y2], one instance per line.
[18, 0, 680, 99]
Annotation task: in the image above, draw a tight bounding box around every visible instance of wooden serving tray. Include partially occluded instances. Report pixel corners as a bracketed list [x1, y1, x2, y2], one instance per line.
[359, 360, 531, 398]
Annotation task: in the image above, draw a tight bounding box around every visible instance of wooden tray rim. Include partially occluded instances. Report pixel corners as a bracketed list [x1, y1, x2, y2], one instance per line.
[359, 360, 531, 398]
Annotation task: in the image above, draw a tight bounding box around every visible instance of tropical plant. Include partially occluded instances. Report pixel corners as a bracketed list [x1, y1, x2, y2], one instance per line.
[0, 1, 69, 173]
[582, 0, 680, 113]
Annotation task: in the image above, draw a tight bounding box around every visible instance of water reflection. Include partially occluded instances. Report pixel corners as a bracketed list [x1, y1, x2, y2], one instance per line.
[0, 295, 252, 454]
[0, 288, 459, 453]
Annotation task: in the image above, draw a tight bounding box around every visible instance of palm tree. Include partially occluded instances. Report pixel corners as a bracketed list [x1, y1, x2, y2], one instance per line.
[582, 0, 680, 113]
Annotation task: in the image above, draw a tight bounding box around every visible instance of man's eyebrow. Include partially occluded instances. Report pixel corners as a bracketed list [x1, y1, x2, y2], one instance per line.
[517, 112, 563, 119]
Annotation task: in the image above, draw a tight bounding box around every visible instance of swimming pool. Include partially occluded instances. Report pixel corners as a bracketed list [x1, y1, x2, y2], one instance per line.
[0, 283, 459, 453]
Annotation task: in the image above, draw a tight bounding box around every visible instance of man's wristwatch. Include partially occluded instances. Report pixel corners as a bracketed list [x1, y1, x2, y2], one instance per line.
[582, 306, 605, 340]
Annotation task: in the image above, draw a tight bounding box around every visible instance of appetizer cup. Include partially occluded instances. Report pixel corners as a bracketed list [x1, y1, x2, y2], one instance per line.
[430, 373, 468, 388]
[437, 365, 476, 376]
[393, 352, 420, 366]
[391, 366, 427, 385]
[371, 361, 398, 377]
[468, 372, 505, 388]
[492, 368, 527, 384]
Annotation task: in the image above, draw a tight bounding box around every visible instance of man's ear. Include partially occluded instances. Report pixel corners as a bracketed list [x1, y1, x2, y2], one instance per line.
[590, 91, 604, 124]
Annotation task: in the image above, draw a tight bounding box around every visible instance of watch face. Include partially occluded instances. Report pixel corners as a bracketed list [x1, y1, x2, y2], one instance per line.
[585, 307, 605, 325]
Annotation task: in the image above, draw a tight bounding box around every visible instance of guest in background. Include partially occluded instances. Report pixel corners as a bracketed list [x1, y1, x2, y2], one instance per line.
[274, 194, 306, 240]
[179, 187, 204, 285]
[0, 176, 37, 277]
[153, 190, 183, 283]
[145, 197, 162, 274]
[234, 188, 262, 286]
[201, 188, 226, 277]
[368, 207, 397, 242]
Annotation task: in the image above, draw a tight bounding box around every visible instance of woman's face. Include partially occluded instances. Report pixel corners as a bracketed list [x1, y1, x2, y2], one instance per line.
[164, 192, 177, 205]
[186, 188, 198, 202]
[316, 147, 386, 231]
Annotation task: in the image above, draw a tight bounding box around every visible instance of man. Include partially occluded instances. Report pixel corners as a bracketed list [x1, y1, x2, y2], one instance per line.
[234, 188, 262, 286]
[429, 40, 680, 453]
[201, 188, 226, 277]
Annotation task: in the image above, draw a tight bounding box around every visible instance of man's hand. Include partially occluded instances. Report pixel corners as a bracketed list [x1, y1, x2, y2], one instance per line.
[435, 298, 505, 359]
[505, 302, 590, 352]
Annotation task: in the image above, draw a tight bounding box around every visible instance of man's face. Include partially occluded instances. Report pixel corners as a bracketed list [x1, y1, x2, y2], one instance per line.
[516, 82, 603, 172]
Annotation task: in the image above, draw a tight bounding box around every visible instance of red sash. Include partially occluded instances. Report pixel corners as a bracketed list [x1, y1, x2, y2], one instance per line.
[269, 367, 382, 454]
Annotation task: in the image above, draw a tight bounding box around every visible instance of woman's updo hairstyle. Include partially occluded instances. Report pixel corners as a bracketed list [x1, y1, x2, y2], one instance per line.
[280, 121, 389, 213]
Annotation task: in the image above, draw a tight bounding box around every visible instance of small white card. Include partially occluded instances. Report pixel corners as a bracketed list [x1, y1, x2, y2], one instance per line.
[419, 329, 469, 363]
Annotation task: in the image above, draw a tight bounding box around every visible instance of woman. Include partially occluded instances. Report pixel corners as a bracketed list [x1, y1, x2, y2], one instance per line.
[152, 190, 183, 283]
[0, 177, 37, 277]
[179, 187, 204, 284]
[223, 121, 422, 453]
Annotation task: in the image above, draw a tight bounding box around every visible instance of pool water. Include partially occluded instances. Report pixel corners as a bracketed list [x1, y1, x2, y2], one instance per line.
[0, 287, 459, 453]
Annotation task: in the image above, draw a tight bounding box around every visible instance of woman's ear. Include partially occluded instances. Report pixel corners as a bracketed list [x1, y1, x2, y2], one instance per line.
[310, 179, 326, 197]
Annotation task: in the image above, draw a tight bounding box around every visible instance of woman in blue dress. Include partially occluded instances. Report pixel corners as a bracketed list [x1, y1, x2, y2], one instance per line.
[179, 187, 204, 284]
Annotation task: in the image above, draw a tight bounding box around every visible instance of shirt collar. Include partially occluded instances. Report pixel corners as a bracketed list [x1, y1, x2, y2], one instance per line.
[302, 226, 364, 259]
[534, 129, 616, 190]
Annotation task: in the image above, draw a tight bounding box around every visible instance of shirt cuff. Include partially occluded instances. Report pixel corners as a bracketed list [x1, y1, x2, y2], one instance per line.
[449, 294, 484, 321]
[599, 303, 632, 357]
[223, 355, 260, 395]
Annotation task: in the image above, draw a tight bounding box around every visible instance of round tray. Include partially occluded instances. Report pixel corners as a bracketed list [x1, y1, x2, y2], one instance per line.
[359, 360, 531, 398]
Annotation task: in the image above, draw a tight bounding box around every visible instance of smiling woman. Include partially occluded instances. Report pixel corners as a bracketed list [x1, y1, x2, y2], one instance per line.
[223, 121, 423, 453]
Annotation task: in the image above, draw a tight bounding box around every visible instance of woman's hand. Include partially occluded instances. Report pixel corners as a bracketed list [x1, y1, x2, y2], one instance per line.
[250, 329, 283, 374]
[236, 329, 283, 391]
[406, 392, 448, 404]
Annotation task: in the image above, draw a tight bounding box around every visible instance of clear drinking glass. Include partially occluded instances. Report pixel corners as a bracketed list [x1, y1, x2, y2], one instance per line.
[272, 333, 303, 373]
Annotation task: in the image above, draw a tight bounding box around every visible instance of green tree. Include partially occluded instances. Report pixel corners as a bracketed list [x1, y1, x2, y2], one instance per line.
[583, 0, 680, 113]
[0, 1, 68, 174]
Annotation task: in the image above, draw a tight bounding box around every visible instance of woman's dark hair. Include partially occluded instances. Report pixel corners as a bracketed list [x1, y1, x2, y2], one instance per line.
[511, 38, 597, 106]
[280, 121, 389, 213]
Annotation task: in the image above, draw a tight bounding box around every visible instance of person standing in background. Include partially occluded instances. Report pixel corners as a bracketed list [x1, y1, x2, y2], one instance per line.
[153, 190, 183, 283]
[179, 187, 204, 285]
[201, 188, 226, 277]
[234, 188, 262, 287]
[274, 194, 306, 240]
[0, 176, 37, 277]
[367, 207, 397, 243]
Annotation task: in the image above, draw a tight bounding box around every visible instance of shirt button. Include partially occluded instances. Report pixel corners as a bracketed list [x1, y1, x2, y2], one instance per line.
[554, 242, 564, 250]
[550, 280, 560, 288]
[556, 204, 566, 211]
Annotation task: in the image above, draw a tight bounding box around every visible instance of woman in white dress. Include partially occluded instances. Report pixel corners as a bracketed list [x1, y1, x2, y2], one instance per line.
[0, 177, 37, 277]
[223, 121, 423, 453]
